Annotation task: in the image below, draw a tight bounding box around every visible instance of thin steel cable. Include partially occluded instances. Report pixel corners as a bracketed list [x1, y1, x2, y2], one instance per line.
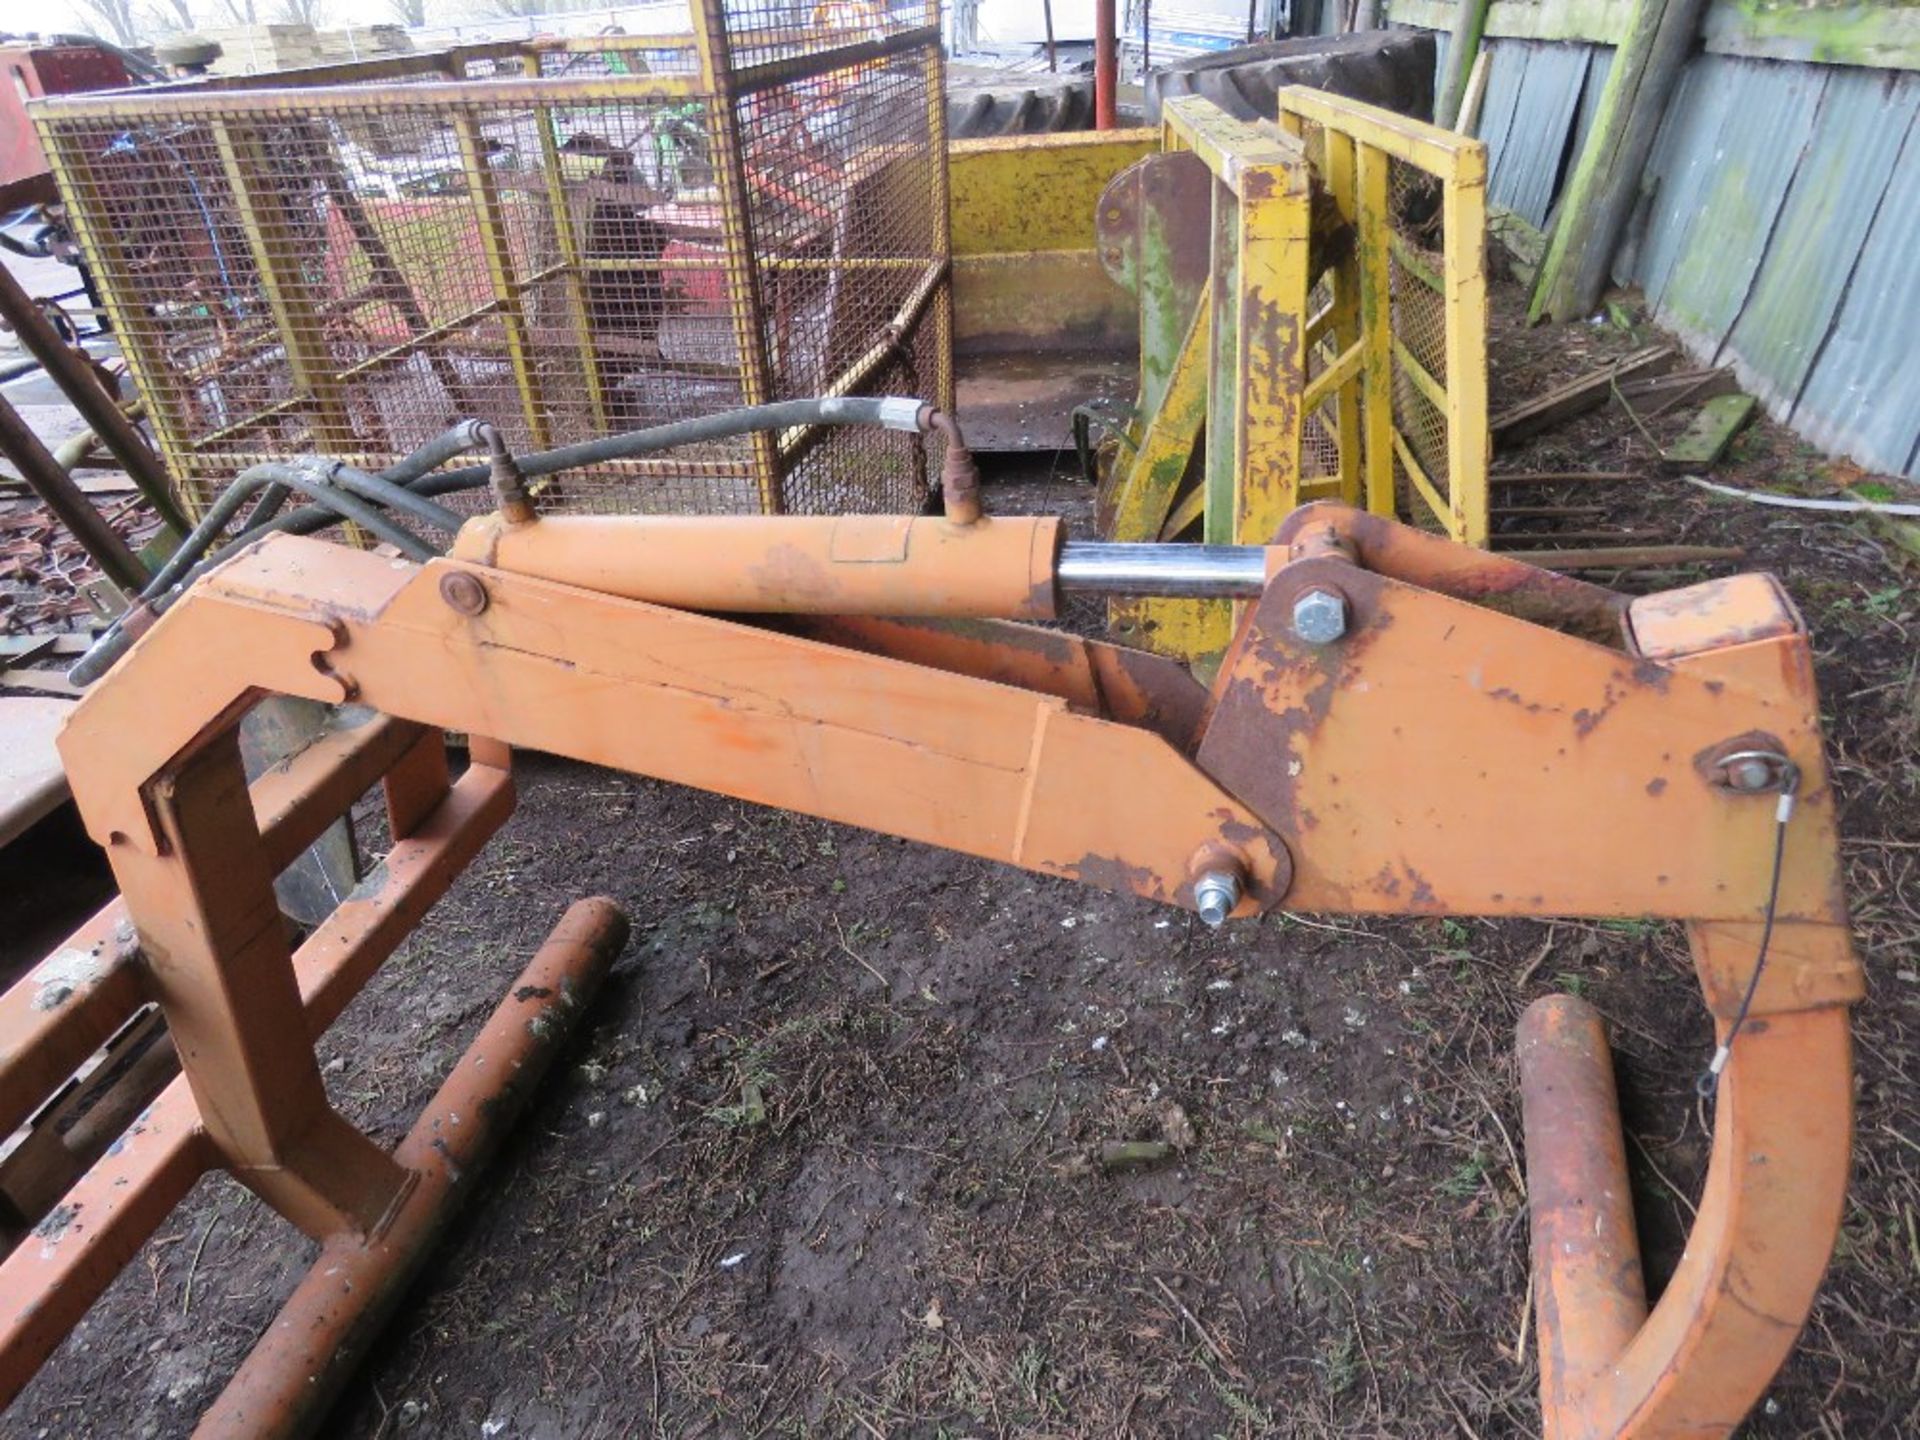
[1696, 767, 1801, 1098]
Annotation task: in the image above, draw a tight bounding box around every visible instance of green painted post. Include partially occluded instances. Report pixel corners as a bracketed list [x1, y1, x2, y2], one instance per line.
[1529, 0, 1710, 322]
[1436, 0, 1494, 128]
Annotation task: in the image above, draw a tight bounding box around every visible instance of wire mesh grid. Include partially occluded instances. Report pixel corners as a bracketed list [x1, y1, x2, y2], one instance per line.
[714, 0, 939, 74]
[1301, 271, 1341, 484]
[1276, 91, 1485, 544]
[1387, 155, 1450, 516]
[33, 6, 947, 523]
[535, 38, 703, 81]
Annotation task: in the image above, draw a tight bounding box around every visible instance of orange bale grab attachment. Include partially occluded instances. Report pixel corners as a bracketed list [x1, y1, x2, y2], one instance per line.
[0, 500, 1859, 1437]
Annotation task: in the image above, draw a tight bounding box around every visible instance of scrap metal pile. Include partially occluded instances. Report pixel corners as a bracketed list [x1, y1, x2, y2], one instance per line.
[0, 490, 158, 635]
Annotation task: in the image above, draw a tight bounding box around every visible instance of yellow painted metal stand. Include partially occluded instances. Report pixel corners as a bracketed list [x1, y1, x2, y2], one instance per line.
[1096, 90, 1492, 671]
[1279, 86, 1490, 547]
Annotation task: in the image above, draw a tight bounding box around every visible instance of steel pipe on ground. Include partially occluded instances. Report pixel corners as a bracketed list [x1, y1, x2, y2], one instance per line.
[1518, 994, 1649, 1417]
[195, 897, 630, 1440]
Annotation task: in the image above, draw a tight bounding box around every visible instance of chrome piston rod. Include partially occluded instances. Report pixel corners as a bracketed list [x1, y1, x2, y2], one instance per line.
[1055, 542, 1268, 599]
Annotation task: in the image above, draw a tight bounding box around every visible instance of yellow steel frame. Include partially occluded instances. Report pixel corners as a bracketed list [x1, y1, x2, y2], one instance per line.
[1103, 96, 1317, 671]
[1097, 91, 1489, 667]
[1277, 86, 1490, 547]
[533, 111, 611, 437]
[452, 109, 554, 453]
[693, 0, 782, 515]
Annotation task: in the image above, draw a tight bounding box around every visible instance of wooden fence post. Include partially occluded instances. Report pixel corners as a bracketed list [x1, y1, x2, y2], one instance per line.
[1529, 0, 1710, 322]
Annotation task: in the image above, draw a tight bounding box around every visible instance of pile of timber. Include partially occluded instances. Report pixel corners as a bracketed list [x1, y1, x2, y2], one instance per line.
[197, 22, 416, 76]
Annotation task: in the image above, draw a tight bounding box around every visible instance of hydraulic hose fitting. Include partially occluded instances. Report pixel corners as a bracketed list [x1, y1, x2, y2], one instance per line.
[481, 424, 536, 526]
[918, 406, 982, 526]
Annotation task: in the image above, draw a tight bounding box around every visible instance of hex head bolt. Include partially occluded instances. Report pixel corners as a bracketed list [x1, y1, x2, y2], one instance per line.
[1193, 868, 1241, 928]
[1291, 587, 1348, 645]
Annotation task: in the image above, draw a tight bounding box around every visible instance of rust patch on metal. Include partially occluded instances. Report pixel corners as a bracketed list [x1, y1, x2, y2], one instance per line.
[1571, 660, 1668, 740]
[1024, 575, 1058, 621]
[1062, 851, 1170, 904]
[1195, 557, 1387, 841]
[1094, 647, 1210, 751]
[1275, 506, 1630, 645]
[744, 544, 840, 608]
[1485, 685, 1554, 715]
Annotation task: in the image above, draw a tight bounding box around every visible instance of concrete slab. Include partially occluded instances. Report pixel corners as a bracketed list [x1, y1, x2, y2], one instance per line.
[0, 694, 73, 849]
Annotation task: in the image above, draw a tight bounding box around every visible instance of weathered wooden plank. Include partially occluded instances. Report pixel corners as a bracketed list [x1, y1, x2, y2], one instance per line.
[1530, 0, 1716, 322]
[1661, 393, 1757, 471]
[1501, 543, 1744, 569]
[1702, 2, 1920, 72]
[1491, 345, 1675, 445]
[1397, 0, 1920, 71]
[1489, 470, 1638, 483]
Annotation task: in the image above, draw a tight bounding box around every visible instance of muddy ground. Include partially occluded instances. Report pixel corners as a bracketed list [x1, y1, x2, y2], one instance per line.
[6, 276, 1919, 1439]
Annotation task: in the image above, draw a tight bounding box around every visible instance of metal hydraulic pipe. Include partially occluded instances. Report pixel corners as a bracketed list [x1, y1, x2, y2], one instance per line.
[0, 260, 188, 536]
[1056, 542, 1268, 598]
[0, 389, 146, 590]
[418, 397, 930, 496]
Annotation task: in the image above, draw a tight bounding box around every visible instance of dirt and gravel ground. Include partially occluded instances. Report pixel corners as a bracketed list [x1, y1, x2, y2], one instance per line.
[6, 275, 1918, 1439]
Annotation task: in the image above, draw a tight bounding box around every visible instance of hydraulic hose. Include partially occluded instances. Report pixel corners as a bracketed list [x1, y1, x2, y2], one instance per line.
[139, 460, 434, 602]
[74, 397, 949, 686]
[410, 397, 930, 496]
[328, 462, 466, 536]
[73, 466, 435, 685]
[380, 419, 495, 485]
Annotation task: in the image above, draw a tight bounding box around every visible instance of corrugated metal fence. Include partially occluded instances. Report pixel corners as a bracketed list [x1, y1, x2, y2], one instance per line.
[1414, 29, 1920, 479]
[1621, 56, 1920, 480]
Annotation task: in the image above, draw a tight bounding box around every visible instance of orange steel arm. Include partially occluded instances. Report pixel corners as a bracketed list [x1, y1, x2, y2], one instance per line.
[21, 500, 1858, 1439]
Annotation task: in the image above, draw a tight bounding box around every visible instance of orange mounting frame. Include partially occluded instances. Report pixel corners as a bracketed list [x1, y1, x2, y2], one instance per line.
[0, 501, 1859, 1438]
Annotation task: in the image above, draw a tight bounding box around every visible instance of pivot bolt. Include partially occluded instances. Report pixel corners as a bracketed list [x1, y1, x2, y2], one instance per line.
[1291, 587, 1348, 645]
[1708, 746, 1797, 796]
[439, 570, 489, 616]
[1193, 868, 1241, 928]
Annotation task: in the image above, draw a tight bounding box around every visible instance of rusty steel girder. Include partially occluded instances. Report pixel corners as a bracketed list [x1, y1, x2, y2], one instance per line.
[0, 499, 1858, 1437]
